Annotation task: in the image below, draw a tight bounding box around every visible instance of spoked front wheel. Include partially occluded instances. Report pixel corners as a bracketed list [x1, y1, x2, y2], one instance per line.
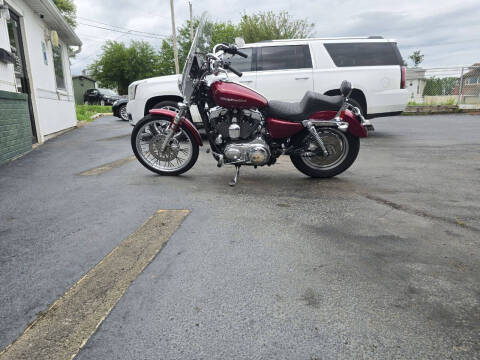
[290, 128, 360, 178]
[131, 115, 199, 176]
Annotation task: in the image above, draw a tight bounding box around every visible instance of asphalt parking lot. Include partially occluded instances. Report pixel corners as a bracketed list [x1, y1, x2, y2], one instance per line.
[1, 114, 479, 359]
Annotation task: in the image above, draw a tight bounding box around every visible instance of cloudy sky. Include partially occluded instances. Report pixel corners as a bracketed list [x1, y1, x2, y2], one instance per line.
[71, 0, 480, 75]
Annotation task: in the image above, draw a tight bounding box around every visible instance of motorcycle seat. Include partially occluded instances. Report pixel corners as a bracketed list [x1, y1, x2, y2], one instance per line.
[267, 91, 344, 122]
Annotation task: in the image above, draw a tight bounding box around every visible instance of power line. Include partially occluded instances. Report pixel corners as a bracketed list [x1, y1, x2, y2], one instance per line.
[77, 22, 167, 40]
[77, 17, 168, 38]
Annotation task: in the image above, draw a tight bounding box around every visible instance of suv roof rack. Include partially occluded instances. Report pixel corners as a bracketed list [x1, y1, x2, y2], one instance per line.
[257, 36, 385, 43]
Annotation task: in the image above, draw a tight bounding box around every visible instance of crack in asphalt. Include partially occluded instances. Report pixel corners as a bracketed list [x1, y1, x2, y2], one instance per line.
[360, 192, 480, 233]
[77, 156, 136, 176]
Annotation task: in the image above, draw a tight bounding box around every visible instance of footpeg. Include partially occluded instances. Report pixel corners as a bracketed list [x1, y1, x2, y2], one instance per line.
[217, 154, 224, 168]
[229, 165, 240, 186]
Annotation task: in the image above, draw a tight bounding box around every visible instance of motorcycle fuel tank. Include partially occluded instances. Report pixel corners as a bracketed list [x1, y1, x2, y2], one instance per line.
[211, 81, 268, 109]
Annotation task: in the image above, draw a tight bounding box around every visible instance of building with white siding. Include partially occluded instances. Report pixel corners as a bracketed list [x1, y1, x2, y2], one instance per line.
[0, 0, 81, 164]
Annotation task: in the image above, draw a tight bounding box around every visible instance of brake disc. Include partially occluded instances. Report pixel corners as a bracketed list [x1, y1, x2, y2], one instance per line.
[149, 135, 180, 162]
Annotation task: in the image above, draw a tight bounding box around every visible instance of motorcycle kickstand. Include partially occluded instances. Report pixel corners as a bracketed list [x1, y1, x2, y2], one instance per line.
[229, 165, 241, 187]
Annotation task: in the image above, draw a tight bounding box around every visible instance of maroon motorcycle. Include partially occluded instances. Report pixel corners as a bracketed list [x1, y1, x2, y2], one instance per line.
[131, 14, 368, 186]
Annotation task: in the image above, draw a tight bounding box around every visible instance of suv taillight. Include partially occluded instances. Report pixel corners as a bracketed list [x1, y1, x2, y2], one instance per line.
[400, 66, 406, 89]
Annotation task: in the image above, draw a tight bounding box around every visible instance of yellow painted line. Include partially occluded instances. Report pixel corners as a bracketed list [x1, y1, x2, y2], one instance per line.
[77, 155, 136, 176]
[0, 209, 189, 360]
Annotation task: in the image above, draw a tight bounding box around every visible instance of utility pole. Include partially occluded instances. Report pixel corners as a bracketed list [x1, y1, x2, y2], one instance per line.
[189, 1, 193, 42]
[457, 67, 464, 106]
[170, 0, 180, 74]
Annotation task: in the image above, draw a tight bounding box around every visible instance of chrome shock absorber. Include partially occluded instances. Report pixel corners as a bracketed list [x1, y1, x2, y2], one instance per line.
[302, 120, 329, 156]
[160, 102, 189, 152]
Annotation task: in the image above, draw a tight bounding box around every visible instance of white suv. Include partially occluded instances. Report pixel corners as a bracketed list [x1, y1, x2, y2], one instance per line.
[127, 36, 408, 125]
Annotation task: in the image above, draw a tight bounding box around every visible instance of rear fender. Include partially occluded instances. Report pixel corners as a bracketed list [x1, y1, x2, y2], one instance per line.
[310, 110, 367, 138]
[149, 109, 203, 146]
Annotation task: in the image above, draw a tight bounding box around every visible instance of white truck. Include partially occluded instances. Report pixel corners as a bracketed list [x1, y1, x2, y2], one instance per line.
[127, 36, 408, 126]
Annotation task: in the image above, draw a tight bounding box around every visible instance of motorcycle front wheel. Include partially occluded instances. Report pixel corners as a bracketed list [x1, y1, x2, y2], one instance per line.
[131, 114, 199, 176]
[290, 128, 360, 178]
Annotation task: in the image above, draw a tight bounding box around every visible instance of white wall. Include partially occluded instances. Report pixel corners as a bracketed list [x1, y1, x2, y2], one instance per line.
[406, 79, 426, 103]
[0, 14, 17, 91]
[2, 0, 77, 141]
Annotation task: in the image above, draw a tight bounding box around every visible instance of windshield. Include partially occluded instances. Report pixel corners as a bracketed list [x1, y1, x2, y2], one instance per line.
[99, 89, 117, 96]
[180, 11, 209, 103]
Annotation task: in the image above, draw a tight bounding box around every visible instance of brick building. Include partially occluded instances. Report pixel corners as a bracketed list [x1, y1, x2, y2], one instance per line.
[0, 0, 81, 165]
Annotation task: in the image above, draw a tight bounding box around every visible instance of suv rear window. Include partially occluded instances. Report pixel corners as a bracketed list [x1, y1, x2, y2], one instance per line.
[258, 45, 312, 71]
[324, 42, 403, 67]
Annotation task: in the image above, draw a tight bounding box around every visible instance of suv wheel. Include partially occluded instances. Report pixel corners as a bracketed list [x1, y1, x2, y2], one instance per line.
[348, 98, 364, 116]
[149, 100, 204, 129]
[152, 100, 180, 114]
[348, 98, 373, 131]
[119, 104, 128, 121]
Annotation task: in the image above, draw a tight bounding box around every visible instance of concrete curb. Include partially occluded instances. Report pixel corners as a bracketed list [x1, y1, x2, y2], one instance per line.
[90, 113, 113, 121]
[403, 105, 458, 114]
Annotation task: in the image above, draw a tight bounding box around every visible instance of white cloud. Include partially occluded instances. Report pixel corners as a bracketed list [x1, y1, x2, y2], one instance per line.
[71, 0, 480, 74]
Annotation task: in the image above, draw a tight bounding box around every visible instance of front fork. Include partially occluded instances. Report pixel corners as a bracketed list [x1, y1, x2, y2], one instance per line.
[160, 102, 189, 152]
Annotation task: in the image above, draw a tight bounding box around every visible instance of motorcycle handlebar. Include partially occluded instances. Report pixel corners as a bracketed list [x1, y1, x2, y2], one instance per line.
[236, 50, 248, 58]
[224, 62, 243, 77]
[218, 43, 248, 59]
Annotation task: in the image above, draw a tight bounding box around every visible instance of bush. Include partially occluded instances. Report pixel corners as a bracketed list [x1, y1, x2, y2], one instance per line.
[76, 105, 112, 122]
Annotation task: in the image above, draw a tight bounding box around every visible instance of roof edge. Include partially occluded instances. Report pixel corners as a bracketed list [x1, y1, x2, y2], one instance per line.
[29, 0, 82, 46]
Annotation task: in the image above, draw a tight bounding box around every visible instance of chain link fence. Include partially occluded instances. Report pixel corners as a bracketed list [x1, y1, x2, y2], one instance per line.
[406, 65, 480, 108]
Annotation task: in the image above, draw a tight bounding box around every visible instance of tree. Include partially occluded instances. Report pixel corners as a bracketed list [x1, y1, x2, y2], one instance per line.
[160, 18, 240, 74]
[422, 77, 458, 96]
[89, 41, 161, 94]
[53, 0, 77, 28]
[157, 40, 176, 76]
[409, 50, 424, 67]
[87, 11, 315, 84]
[238, 11, 314, 43]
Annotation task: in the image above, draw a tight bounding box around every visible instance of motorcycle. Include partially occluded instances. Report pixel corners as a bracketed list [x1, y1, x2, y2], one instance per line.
[131, 12, 368, 186]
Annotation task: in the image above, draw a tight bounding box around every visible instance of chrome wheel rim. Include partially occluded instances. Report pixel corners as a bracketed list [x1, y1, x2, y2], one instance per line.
[135, 119, 193, 172]
[120, 105, 128, 120]
[302, 128, 349, 170]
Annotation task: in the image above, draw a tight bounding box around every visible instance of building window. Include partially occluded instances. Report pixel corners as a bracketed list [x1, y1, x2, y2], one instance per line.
[53, 45, 65, 89]
[465, 77, 480, 85]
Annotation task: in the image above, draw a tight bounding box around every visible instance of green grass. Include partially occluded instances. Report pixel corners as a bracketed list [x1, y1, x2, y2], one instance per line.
[444, 98, 456, 105]
[76, 105, 112, 122]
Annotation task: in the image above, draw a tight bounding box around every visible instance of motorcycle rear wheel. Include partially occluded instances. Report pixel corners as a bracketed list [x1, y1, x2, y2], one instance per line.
[290, 128, 359, 178]
[131, 115, 199, 176]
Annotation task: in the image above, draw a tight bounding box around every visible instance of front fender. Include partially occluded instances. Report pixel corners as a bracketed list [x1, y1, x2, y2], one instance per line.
[149, 109, 203, 146]
[310, 110, 367, 138]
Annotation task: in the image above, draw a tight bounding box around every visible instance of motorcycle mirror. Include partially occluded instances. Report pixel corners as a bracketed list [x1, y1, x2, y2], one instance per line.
[340, 80, 352, 97]
[235, 37, 246, 48]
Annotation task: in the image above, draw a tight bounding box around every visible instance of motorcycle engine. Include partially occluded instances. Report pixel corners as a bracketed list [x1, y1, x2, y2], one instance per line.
[208, 107, 271, 166]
